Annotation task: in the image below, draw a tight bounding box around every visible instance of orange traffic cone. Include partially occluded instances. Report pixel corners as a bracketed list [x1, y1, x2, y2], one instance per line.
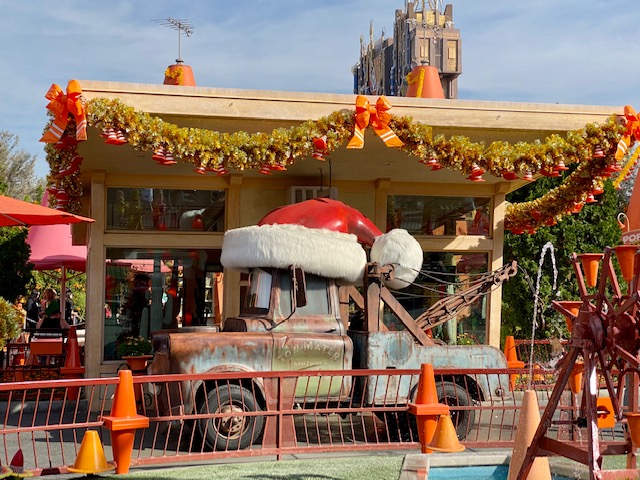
[415, 363, 439, 406]
[61, 326, 85, 401]
[408, 364, 450, 453]
[67, 430, 115, 474]
[504, 336, 518, 363]
[507, 390, 551, 480]
[64, 326, 81, 368]
[100, 369, 150, 474]
[504, 336, 525, 391]
[427, 414, 465, 453]
[8, 449, 33, 478]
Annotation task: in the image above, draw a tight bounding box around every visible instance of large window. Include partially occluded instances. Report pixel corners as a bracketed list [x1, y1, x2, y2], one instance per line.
[387, 195, 491, 236]
[104, 248, 222, 361]
[106, 188, 225, 231]
[387, 251, 489, 345]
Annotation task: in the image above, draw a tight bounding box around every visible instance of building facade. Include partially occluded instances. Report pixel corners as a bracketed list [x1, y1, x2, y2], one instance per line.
[43, 79, 623, 379]
[353, 1, 461, 98]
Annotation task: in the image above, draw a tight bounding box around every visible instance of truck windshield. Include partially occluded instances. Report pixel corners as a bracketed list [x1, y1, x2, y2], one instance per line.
[244, 268, 272, 313]
[277, 270, 329, 318]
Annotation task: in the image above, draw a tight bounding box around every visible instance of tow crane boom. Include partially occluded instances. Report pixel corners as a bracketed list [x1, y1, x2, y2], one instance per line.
[413, 260, 518, 334]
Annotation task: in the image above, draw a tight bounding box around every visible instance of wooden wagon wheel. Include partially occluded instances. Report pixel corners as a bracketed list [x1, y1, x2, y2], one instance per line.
[517, 247, 640, 480]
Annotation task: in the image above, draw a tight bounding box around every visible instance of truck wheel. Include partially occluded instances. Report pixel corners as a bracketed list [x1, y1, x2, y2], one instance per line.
[436, 381, 476, 440]
[197, 384, 265, 450]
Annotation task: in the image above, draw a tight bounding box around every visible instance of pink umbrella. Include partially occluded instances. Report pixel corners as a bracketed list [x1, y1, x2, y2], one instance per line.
[26, 193, 89, 324]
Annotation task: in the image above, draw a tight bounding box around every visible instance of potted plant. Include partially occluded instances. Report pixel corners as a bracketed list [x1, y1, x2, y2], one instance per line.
[116, 334, 153, 371]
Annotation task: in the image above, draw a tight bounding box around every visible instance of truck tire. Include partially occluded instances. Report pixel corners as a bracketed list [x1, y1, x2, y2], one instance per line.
[197, 384, 265, 450]
[436, 381, 475, 440]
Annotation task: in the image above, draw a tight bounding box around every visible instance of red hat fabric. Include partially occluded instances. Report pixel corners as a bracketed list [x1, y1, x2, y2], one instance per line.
[8, 449, 32, 477]
[221, 198, 422, 288]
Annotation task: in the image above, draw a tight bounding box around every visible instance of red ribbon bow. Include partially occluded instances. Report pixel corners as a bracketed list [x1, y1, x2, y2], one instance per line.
[347, 95, 404, 149]
[615, 105, 640, 160]
[40, 80, 87, 143]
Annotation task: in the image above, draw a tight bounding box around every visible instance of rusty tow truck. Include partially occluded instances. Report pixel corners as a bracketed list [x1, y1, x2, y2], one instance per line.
[149, 198, 516, 450]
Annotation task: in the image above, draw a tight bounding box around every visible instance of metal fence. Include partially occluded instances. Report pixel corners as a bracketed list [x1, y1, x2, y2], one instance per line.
[0, 364, 631, 475]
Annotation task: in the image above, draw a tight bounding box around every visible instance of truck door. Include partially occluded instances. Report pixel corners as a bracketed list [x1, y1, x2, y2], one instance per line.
[271, 269, 353, 399]
[272, 333, 352, 399]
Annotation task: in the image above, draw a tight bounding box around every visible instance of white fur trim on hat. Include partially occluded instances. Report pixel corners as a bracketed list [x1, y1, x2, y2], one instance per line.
[221, 223, 367, 284]
[370, 229, 423, 289]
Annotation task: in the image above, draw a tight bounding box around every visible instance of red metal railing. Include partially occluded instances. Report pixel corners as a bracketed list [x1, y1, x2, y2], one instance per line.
[0, 364, 631, 475]
[0, 376, 116, 475]
[514, 338, 569, 370]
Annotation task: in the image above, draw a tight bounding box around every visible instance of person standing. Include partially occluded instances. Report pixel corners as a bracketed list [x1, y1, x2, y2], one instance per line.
[64, 288, 74, 324]
[36, 288, 70, 330]
[25, 290, 40, 328]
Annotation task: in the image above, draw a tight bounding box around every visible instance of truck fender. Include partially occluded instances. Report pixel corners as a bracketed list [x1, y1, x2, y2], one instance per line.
[194, 364, 268, 413]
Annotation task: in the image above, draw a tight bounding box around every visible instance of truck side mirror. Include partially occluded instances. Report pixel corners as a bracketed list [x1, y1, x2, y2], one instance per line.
[291, 266, 307, 308]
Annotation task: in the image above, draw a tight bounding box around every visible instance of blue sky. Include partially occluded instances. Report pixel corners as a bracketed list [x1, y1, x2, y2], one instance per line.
[2, 0, 640, 178]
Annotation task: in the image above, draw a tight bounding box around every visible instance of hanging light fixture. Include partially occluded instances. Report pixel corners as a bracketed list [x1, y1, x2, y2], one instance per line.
[152, 147, 166, 162]
[259, 164, 272, 175]
[592, 145, 605, 158]
[160, 151, 177, 166]
[553, 159, 569, 172]
[467, 164, 485, 182]
[312, 136, 328, 161]
[570, 202, 584, 214]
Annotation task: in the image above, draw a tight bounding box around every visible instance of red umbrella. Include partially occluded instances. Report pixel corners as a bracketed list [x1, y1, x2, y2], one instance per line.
[0, 194, 94, 227]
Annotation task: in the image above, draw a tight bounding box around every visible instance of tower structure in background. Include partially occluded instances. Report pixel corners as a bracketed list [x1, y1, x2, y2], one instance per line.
[353, 1, 461, 98]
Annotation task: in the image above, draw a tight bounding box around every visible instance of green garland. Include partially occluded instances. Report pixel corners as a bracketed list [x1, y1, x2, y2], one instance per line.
[45, 97, 627, 232]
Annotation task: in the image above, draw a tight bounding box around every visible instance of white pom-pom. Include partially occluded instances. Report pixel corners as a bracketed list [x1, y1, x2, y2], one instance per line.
[370, 229, 423, 289]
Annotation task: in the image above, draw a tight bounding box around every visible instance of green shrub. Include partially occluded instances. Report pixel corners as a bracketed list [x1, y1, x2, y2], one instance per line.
[0, 297, 23, 350]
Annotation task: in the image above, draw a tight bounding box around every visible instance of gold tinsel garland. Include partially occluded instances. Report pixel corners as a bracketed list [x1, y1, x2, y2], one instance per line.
[405, 69, 425, 98]
[45, 97, 627, 232]
[164, 66, 183, 83]
[43, 116, 83, 214]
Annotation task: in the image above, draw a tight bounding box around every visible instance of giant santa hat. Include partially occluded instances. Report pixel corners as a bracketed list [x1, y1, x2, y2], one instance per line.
[221, 198, 423, 289]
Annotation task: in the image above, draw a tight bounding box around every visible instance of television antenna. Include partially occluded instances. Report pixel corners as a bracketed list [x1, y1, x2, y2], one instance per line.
[155, 17, 194, 63]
